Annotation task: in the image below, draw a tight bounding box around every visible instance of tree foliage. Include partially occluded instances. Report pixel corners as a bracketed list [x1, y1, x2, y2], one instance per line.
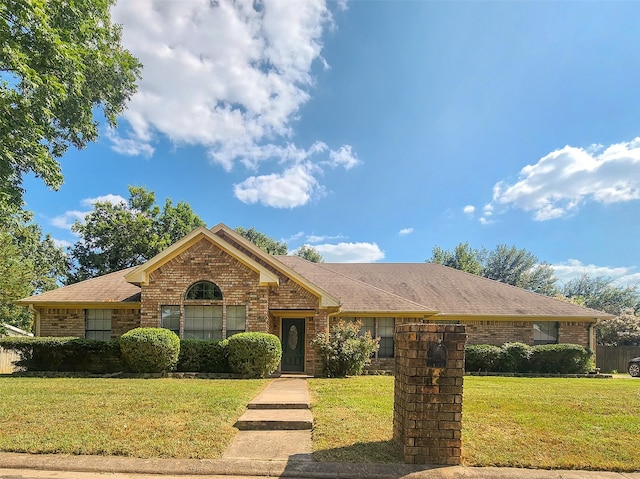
[294, 244, 324, 263]
[430, 242, 483, 275]
[0, 208, 67, 331]
[429, 242, 558, 295]
[562, 274, 639, 316]
[597, 310, 640, 346]
[235, 226, 288, 255]
[68, 186, 204, 283]
[0, 0, 141, 209]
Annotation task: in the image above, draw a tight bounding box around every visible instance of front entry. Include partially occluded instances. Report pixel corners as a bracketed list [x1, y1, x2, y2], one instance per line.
[281, 318, 305, 372]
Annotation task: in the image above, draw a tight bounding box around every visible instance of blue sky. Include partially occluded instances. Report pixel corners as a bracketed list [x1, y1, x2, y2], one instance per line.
[22, 0, 640, 286]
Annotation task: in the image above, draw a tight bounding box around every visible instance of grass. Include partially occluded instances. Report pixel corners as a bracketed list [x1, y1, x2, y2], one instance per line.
[2, 375, 639, 471]
[0, 377, 267, 458]
[308, 376, 640, 471]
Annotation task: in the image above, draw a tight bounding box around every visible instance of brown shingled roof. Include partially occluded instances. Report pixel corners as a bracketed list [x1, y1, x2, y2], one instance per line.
[16, 268, 141, 305]
[275, 257, 611, 319]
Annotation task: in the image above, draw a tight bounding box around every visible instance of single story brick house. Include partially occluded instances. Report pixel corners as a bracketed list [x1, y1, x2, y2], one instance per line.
[17, 223, 612, 375]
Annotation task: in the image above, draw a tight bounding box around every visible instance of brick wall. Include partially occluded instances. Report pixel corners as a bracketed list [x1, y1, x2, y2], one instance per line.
[393, 324, 466, 465]
[558, 321, 592, 348]
[463, 320, 532, 346]
[37, 307, 142, 339]
[462, 319, 593, 349]
[140, 238, 270, 333]
[39, 308, 85, 337]
[112, 308, 142, 337]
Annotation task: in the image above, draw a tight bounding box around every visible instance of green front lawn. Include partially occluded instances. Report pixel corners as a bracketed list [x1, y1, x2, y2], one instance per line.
[308, 376, 640, 471]
[2, 375, 639, 471]
[0, 377, 267, 458]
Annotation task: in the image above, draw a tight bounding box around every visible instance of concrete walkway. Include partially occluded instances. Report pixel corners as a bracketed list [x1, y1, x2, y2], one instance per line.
[222, 376, 313, 462]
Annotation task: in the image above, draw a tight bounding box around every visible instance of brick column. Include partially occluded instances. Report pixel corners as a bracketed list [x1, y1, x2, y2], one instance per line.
[393, 324, 467, 465]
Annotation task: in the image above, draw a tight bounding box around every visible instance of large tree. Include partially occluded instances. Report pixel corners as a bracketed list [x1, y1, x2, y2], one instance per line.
[68, 186, 204, 283]
[295, 244, 324, 263]
[0, 208, 67, 331]
[0, 0, 141, 210]
[235, 227, 288, 255]
[562, 274, 639, 316]
[430, 242, 483, 275]
[429, 242, 558, 296]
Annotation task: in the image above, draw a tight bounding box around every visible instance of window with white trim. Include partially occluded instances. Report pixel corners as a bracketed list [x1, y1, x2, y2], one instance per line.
[533, 322, 558, 345]
[161, 305, 180, 335]
[86, 309, 112, 340]
[184, 305, 223, 339]
[185, 281, 223, 300]
[377, 317, 395, 358]
[344, 317, 395, 358]
[226, 305, 246, 337]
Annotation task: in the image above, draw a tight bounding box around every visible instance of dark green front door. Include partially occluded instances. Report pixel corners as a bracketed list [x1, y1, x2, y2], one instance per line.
[281, 318, 305, 372]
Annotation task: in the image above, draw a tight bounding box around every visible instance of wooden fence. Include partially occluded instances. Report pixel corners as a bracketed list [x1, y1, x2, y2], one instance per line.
[0, 347, 20, 374]
[596, 345, 640, 373]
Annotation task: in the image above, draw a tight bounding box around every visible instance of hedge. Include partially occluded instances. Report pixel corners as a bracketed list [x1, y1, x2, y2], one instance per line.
[176, 339, 230, 373]
[0, 336, 123, 373]
[465, 342, 594, 374]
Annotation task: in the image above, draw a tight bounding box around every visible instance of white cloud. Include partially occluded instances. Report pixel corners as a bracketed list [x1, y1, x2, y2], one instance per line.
[81, 194, 127, 207]
[552, 259, 639, 287]
[106, 129, 154, 157]
[51, 210, 88, 231]
[463, 205, 475, 214]
[51, 194, 127, 232]
[490, 137, 640, 221]
[327, 145, 360, 170]
[399, 228, 414, 236]
[233, 163, 321, 208]
[314, 242, 384, 263]
[479, 203, 494, 225]
[305, 233, 346, 244]
[111, 0, 357, 208]
[52, 238, 72, 249]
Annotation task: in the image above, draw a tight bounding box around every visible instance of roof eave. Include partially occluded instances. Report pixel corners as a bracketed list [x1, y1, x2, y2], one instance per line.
[433, 313, 611, 321]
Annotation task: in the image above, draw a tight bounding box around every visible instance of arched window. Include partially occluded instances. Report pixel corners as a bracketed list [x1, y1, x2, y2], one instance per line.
[185, 281, 223, 300]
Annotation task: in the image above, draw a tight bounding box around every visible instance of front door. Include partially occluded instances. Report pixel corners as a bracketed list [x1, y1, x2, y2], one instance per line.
[281, 318, 305, 372]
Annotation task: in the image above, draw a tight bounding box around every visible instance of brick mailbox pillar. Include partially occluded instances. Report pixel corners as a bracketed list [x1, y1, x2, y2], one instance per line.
[393, 323, 467, 465]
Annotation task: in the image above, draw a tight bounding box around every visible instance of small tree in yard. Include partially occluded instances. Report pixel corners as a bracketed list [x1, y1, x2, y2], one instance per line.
[313, 320, 379, 377]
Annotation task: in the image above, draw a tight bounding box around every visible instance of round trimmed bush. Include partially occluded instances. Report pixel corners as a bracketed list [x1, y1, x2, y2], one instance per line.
[119, 328, 180, 373]
[227, 332, 282, 378]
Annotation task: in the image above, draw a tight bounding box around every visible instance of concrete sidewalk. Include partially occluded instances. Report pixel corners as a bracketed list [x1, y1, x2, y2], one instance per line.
[1, 377, 639, 479]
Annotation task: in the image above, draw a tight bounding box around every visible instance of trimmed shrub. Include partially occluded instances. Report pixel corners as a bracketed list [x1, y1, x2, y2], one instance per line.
[499, 342, 532, 372]
[0, 336, 123, 373]
[465, 344, 502, 372]
[312, 320, 380, 378]
[529, 344, 594, 374]
[177, 339, 230, 373]
[119, 328, 180, 373]
[227, 332, 281, 378]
